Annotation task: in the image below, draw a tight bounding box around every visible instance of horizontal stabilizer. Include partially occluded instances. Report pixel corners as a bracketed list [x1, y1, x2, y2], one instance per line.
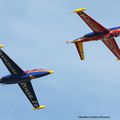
[73, 8, 86, 13]
[33, 105, 46, 110]
[75, 42, 85, 60]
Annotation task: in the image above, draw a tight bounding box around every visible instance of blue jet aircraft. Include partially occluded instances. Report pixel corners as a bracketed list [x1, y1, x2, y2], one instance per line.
[0, 46, 53, 110]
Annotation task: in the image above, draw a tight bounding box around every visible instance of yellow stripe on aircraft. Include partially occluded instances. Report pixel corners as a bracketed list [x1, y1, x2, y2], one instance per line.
[73, 8, 86, 13]
[33, 105, 46, 110]
[0, 44, 4, 48]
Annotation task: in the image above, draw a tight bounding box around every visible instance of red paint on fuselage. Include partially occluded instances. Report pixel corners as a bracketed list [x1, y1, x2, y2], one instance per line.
[25, 68, 49, 74]
[78, 28, 120, 43]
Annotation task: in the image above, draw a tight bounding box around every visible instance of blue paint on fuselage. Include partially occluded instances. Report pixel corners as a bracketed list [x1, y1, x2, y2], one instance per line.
[27, 71, 50, 78]
[83, 32, 104, 37]
[0, 71, 50, 84]
[83, 26, 120, 38]
[109, 26, 120, 30]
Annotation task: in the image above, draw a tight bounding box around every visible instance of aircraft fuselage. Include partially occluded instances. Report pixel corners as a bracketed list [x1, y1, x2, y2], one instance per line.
[0, 69, 53, 84]
[75, 26, 120, 43]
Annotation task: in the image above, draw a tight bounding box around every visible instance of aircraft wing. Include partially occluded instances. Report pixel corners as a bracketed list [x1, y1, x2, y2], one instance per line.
[74, 8, 109, 33]
[0, 49, 25, 76]
[18, 82, 46, 109]
[102, 38, 120, 59]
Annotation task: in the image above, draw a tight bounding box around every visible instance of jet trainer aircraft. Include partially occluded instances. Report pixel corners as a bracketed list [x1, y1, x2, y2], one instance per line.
[67, 8, 120, 60]
[0, 46, 53, 109]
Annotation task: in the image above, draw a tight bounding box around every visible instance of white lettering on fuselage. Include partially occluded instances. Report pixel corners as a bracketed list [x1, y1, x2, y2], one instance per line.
[0, 51, 18, 75]
[20, 83, 38, 107]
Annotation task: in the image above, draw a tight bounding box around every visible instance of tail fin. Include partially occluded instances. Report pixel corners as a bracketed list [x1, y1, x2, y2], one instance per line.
[75, 42, 85, 60]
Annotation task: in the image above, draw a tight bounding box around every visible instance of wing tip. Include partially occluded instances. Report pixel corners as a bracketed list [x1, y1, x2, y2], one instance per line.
[116, 58, 120, 61]
[73, 8, 86, 13]
[81, 57, 85, 61]
[0, 44, 5, 48]
[33, 105, 46, 110]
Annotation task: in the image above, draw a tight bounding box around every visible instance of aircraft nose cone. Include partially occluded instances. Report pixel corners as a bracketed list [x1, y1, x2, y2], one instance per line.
[48, 70, 54, 74]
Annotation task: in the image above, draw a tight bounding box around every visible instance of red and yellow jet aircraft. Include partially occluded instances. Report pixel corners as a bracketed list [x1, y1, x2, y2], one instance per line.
[0, 46, 53, 109]
[67, 8, 120, 60]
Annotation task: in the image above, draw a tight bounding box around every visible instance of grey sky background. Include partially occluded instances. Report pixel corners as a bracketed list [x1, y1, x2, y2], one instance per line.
[0, 0, 119, 120]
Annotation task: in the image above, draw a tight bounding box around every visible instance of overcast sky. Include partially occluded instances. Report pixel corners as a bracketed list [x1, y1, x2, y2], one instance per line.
[0, 0, 119, 120]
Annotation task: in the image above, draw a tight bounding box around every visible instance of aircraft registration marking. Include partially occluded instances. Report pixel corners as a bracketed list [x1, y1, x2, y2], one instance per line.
[20, 82, 38, 107]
